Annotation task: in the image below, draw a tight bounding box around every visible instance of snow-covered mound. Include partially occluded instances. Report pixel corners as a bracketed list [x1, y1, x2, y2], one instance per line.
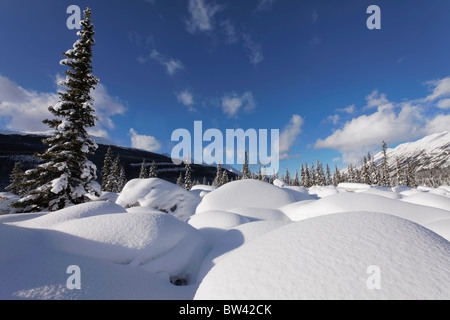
[188, 210, 250, 232]
[189, 185, 216, 198]
[196, 180, 297, 213]
[338, 183, 371, 192]
[359, 187, 402, 199]
[401, 192, 450, 211]
[226, 207, 290, 222]
[308, 185, 341, 198]
[281, 192, 450, 227]
[11, 205, 207, 284]
[194, 212, 450, 300]
[0, 223, 195, 300]
[11, 201, 126, 229]
[116, 178, 201, 221]
[196, 220, 290, 281]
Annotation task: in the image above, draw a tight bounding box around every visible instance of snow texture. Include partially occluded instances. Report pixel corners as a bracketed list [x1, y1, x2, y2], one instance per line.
[196, 179, 297, 213]
[116, 178, 201, 221]
[1, 178, 450, 300]
[195, 212, 450, 300]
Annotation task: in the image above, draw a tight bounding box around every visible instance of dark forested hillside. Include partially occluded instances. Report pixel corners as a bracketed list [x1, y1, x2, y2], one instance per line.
[0, 133, 235, 191]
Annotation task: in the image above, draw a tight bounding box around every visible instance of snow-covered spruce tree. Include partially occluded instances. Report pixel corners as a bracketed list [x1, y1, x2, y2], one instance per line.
[139, 159, 147, 179]
[362, 156, 371, 185]
[184, 161, 192, 191]
[101, 147, 113, 191]
[6, 162, 25, 196]
[214, 162, 222, 187]
[285, 169, 291, 185]
[396, 157, 405, 186]
[381, 140, 391, 187]
[333, 165, 341, 186]
[221, 170, 228, 185]
[242, 151, 251, 179]
[304, 163, 311, 188]
[12, 8, 100, 212]
[310, 163, 317, 186]
[293, 170, 300, 186]
[176, 173, 184, 187]
[325, 164, 332, 186]
[406, 158, 417, 188]
[148, 160, 158, 178]
[107, 154, 121, 193]
[118, 166, 127, 192]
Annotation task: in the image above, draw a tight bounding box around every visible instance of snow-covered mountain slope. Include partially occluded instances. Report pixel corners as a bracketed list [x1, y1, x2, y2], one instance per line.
[372, 131, 450, 171]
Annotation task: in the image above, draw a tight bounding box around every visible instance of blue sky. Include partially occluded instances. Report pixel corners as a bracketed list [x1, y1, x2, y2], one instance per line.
[0, 0, 449, 173]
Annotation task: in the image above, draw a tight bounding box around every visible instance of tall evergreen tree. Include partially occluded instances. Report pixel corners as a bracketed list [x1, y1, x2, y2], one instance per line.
[333, 165, 341, 186]
[262, 164, 267, 183]
[304, 163, 311, 188]
[285, 169, 291, 185]
[396, 158, 405, 186]
[325, 164, 332, 186]
[242, 151, 251, 179]
[222, 170, 229, 185]
[381, 140, 391, 187]
[406, 158, 417, 188]
[316, 159, 326, 186]
[362, 156, 370, 185]
[148, 160, 158, 178]
[293, 170, 300, 187]
[139, 159, 148, 179]
[6, 162, 25, 196]
[176, 173, 184, 187]
[108, 154, 122, 193]
[214, 162, 222, 187]
[118, 166, 127, 192]
[310, 163, 317, 186]
[101, 147, 113, 191]
[347, 164, 355, 183]
[300, 163, 306, 187]
[184, 161, 192, 191]
[368, 153, 379, 186]
[13, 8, 100, 212]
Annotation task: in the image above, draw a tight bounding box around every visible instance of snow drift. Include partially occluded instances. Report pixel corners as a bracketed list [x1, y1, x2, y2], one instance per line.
[116, 178, 201, 221]
[196, 179, 297, 213]
[195, 212, 450, 300]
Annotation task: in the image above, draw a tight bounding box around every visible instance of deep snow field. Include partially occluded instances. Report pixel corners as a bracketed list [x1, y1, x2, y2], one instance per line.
[1, 178, 450, 300]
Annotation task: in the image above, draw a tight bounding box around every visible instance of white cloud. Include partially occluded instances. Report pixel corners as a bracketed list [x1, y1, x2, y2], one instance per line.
[437, 98, 450, 110]
[176, 90, 196, 112]
[365, 90, 390, 109]
[221, 91, 255, 118]
[0, 75, 57, 132]
[314, 78, 450, 163]
[425, 77, 450, 101]
[0, 74, 127, 139]
[315, 102, 424, 163]
[129, 128, 162, 152]
[324, 114, 340, 125]
[150, 49, 184, 76]
[336, 104, 356, 114]
[186, 0, 222, 34]
[278, 114, 304, 160]
[243, 34, 264, 66]
[220, 19, 239, 44]
[425, 114, 450, 135]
